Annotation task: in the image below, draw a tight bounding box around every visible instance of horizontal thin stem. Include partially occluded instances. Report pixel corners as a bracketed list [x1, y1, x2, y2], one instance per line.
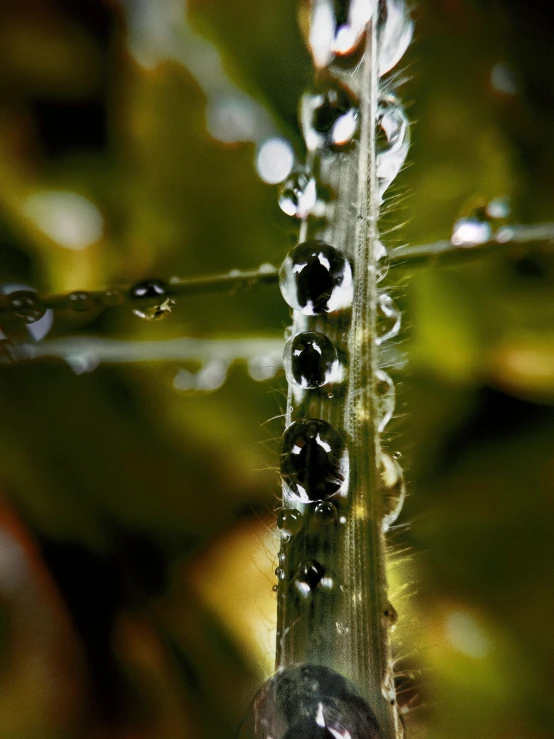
[389, 222, 554, 266]
[1, 222, 553, 315]
[4, 336, 284, 366]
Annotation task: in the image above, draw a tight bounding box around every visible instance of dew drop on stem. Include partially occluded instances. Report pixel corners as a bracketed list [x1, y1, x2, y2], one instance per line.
[238, 664, 382, 739]
[376, 293, 401, 345]
[281, 418, 349, 503]
[301, 85, 359, 151]
[279, 172, 318, 219]
[284, 331, 341, 389]
[279, 241, 353, 315]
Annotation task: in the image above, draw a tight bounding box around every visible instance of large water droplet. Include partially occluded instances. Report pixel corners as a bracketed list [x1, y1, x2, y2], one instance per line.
[279, 241, 353, 315]
[284, 331, 341, 389]
[281, 418, 348, 502]
[378, 0, 414, 76]
[301, 86, 358, 151]
[279, 172, 318, 219]
[376, 293, 401, 345]
[277, 508, 304, 536]
[130, 279, 174, 321]
[375, 369, 395, 433]
[376, 95, 410, 201]
[380, 452, 406, 530]
[238, 664, 381, 739]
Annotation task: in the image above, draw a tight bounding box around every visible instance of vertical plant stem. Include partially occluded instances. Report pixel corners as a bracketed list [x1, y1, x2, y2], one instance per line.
[342, 18, 395, 735]
[276, 11, 398, 737]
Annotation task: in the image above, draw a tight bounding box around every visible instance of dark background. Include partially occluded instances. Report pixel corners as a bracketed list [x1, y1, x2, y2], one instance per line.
[0, 1, 553, 737]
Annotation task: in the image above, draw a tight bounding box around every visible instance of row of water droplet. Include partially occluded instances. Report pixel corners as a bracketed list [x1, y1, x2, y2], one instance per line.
[251, 2, 414, 738]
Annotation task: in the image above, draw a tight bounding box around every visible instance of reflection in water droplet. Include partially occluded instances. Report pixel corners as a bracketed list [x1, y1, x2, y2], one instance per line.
[279, 172, 318, 219]
[68, 291, 98, 312]
[301, 86, 358, 151]
[277, 509, 304, 536]
[284, 331, 341, 389]
[378, 0, 414, 76]
[5, 291, 46, 325]
[281, 418, 348, 502]
[376, 95, 410, 201]
[314, 500, 337, 524]
[279, 241, 353, 315]
[376, 293, 401, 345]
[238, 664, 381, 739]
[295, 560, 325, 595]
[307, 0, 377, 67]
[380, 452, 406, 531]
[133, 299, 174, 321]
[375, 369, 395, 433]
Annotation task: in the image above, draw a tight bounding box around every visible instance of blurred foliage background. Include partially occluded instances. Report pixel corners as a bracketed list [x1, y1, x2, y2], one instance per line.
[0, 0, 553, 738]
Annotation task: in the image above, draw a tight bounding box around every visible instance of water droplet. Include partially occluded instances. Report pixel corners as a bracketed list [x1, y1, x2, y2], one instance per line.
[305, 0, 377, 68]
[279, 172, 318, 219]
[375, 240, 390, 283]
[272, 584, 278, 592]
[380, 452, 406, 530]
[281, 419, 348, 502]
[277, 508, 304, 536]
[0, 284, 53, 343]
[376, 293, 401, 345]
[238, 664, 381, 739]
[378, 0, 414, 76]
[279, 241, 353, 315]
[451, 217, 491, 247]
[275, 567, 286, 581]
[5, 291, 46, 324]
[301, 86, 358, 151]
[278, 552, 286, 565]
[130, 279, 174, 321]
[376, 95, 410, 201]
[284, 331, 341, 389]
[68, 291, 98, 312]
[375, 369, 395, 433]
[392, 450, 402, 459]
[130, 279, 168, 304]
[314, 500, 337, 524]
[295, 560, 325, 595]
